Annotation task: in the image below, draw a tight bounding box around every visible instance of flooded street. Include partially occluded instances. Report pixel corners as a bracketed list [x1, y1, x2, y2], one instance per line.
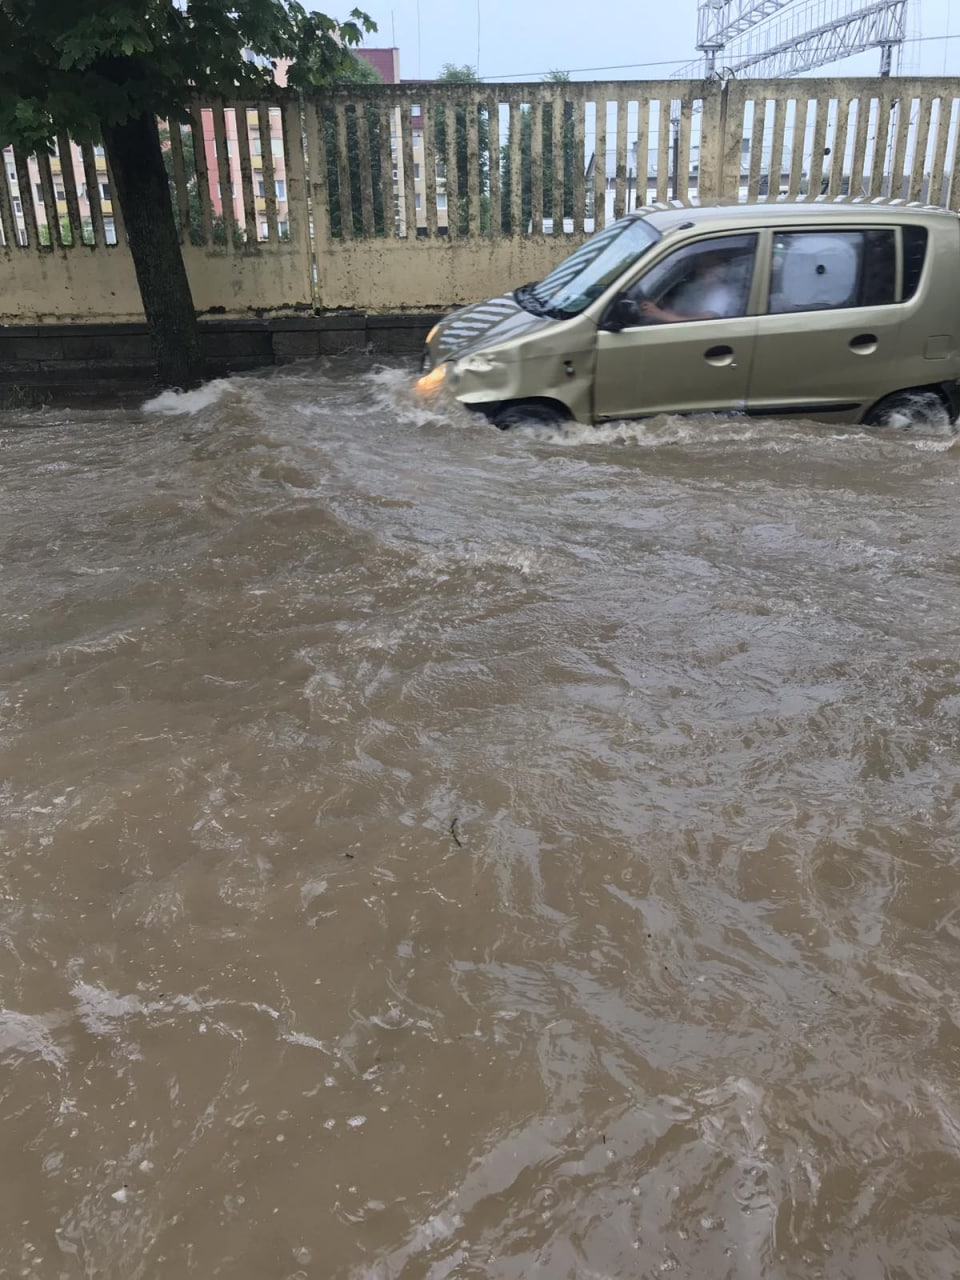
[2, 357, 960, 1279]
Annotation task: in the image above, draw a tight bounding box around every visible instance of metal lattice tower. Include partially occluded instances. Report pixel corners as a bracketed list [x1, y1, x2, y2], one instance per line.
[679, 0, 908, 78]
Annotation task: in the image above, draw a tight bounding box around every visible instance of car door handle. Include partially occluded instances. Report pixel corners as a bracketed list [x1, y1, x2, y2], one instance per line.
[704, 345, 736, 367]
[850, 333, 878, 354]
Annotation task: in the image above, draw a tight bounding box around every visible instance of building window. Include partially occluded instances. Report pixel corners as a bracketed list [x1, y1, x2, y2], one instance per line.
[93, 144, 105, 157]
[260, 219, 269, 238]
[55, 185, 65, 201]
[277, 219, 289, 238]
[35, 183, 43, 202]
[6, 166, 16, 184]
[252, 137, 262, 157]
[415, 192, 422, 210]
[271, 138, 283, 158]
[437, 194, 447, 209]
[12, 197, 22, 215]
[104, 217, 116, 245]
[257, 179, 266, 197]
[414, 163, 421, 180]
[275, 179, 286, 201]
[99, 182, 111, 202]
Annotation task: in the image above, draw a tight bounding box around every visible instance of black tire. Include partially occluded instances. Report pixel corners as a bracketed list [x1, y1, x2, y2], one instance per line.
[863, 389, 956, 432]
[490, 401, 568, 431]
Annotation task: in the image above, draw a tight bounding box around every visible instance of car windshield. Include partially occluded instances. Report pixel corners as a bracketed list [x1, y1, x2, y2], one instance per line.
[516, 218, 661, 318]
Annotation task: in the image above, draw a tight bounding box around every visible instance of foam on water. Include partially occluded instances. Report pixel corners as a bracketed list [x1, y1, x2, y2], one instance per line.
[141, 378, 239, 415]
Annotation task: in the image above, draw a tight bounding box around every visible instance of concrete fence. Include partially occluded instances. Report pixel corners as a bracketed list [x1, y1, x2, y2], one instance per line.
[3, 76, 960, 323]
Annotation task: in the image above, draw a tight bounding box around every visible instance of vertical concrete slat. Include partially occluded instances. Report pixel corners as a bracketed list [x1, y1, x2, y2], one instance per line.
[907, 92, 933, 202]
[258, 103, 279, 243]
[722, 82, 746, 203]
[355, 97, 376, 238]
[571, 87, 585, 231]
[945, 108, 960, 211]
[593, 93, 607, 228]
[530, 99, 544, 234]
[168, 122, 191, 243]
[765, 97, 786, 201]
[869, 95, 893, 197]
[0, 150, 16, 248]
[466, 93, 481, 237]
[927, 97, 952, 208]
[613, 91, 628, 219]
[379, 101, 396, 237]
[551, 95, 565, 233]
[333, 101, 355, 238]
[848, 94, 872, 201]
[828, 92, 852, 197]
[235, 105, 259, 245]
[635, 95, 650, 208]
[212, 102, 234, 249]
[421, 96, 439, 238]
[57, 135, 83, 246]
[747, 98, 765, 201]
[697, 81, 725, 201]
[36, 149, 62, 246]
[807, 95, 830, 198]
[401, 99, 418, 239]
[13, 147, 39, 247]
[441, 96, 459, 240]
[508, 94, 522, 238]
[189, 106, 214, 246]
[280, 97, 310, 300]
[656, 97, 672, 204]
[675, 95, 693, 203]
[889, 95, 912, 201]
[80, 143, 106, 248]
[303, 98, 329, 249]
[486, 93, 502, 237]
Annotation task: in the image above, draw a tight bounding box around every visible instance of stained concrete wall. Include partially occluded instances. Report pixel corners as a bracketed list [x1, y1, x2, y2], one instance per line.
[3, 77, 960, 324]
[0, 314, 440, 407]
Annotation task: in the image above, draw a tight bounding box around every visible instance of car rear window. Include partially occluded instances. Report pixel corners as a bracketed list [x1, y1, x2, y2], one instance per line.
[767, 229, 896, 314]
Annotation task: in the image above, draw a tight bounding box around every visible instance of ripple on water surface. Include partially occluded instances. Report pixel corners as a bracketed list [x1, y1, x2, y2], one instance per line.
[1, 358, 960, 1278]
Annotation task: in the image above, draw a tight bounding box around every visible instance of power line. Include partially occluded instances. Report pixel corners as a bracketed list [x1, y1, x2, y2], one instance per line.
[478, 57, 689, 81]
[481, 30, 960, 81]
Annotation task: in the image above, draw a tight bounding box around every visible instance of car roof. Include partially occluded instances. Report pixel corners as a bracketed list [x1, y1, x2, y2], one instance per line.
[634, 200, 960, 235]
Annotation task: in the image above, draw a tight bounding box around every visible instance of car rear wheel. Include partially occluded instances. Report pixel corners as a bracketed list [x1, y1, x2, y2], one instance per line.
[490, 401, 568, 431]
[863, 389, 956, 432]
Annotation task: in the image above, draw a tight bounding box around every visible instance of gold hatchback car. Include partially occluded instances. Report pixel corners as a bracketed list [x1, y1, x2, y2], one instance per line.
[416, 202, 960, 430]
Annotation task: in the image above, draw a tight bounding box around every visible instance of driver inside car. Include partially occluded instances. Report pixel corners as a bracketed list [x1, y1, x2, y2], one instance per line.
[639, 251, 741, 324]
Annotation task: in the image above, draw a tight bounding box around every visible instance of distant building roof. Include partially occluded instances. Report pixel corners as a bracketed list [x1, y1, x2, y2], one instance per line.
[357, 47, 400, 83]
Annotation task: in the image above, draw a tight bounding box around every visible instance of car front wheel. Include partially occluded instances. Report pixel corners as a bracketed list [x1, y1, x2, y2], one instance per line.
[489, 401, 568, 431]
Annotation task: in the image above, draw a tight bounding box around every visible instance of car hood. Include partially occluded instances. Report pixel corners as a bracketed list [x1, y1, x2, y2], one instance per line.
[432, 293, 556, 362]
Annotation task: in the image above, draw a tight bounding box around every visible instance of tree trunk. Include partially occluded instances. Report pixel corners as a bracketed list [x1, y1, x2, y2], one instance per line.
[102, 112, 205, 389]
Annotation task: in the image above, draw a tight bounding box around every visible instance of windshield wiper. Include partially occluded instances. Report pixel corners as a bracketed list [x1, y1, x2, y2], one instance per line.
[514, 283, 570, 320]
[514, 281, 550, 315]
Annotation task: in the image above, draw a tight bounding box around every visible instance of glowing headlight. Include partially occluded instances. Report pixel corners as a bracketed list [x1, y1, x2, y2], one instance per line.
[414, 363, 447, 396]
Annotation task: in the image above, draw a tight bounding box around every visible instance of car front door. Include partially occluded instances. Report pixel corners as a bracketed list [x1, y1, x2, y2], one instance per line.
[746, 227, 902, 420]
[592, 233, 759, 421]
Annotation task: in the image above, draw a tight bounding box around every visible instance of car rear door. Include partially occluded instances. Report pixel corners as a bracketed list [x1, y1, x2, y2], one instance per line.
[746, 226, 902, 420]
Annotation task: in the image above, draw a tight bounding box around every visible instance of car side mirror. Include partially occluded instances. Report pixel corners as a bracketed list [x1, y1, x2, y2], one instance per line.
[602, 296, 643, 333]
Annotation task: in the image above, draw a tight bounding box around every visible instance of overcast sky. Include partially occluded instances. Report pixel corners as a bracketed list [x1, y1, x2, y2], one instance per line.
[353, 0, 960, 81]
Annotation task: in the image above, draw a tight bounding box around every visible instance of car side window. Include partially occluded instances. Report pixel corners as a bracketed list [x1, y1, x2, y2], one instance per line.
[902, 226, 928, 301]
[622, 234, 758, 325]
[768, 229, 896, 314]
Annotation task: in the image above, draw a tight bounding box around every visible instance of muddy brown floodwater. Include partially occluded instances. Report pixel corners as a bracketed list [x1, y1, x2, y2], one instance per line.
[2, 357, 960, 1279]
